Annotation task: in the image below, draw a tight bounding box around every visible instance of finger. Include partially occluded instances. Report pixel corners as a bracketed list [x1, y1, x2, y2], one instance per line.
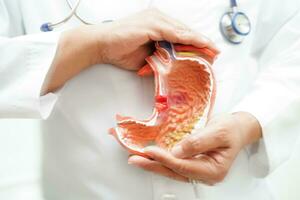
[143, 147, 228, 183]
[143, 146, 181, 168]
[144, 147, 215, 179]
[146, 9, 219, 52]
[171, 127, 230, 159]
[164, 27, 219, 53]
[143, 146, 201, 176]
[128, 155, 188, 182]
[148, 19, 219, 54]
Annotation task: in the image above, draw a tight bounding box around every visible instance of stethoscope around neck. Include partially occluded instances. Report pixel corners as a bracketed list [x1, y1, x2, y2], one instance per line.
[40, 0, 113, 32]
[41, 0, 251, 44]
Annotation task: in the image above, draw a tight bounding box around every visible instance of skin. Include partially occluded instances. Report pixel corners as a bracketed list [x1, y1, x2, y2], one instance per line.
[128, 112, 262, 184]
[42, 8, 219, 94]
[42, 8, 262, 185]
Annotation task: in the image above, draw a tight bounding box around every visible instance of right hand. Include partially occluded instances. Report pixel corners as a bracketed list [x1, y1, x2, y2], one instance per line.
[45, 8, 219, 93]
[91, 8, 219, 70]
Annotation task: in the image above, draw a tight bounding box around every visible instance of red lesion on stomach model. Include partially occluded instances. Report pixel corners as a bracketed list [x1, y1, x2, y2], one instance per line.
[116, 59, 212, 150]
[156, 59, 211, 149]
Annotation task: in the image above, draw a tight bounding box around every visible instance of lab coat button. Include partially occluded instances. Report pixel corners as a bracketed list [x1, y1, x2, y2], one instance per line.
[160, 193, 177, 200]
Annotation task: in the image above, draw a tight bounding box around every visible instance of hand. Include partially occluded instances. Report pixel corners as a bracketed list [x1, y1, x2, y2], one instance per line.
[128, 112, 262, 185]
[44, 8, 219, 93]
[94, 8, 219, 70]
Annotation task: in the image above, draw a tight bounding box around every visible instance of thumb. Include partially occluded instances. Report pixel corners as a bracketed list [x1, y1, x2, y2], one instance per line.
[171, 127, 228, 158]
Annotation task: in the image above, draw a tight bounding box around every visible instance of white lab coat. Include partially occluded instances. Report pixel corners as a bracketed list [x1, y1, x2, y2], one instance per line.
[1, 0, 300, 199]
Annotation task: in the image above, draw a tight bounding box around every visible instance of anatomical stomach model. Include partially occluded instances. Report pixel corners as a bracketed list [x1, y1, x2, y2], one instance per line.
[110, 41, 217, 156]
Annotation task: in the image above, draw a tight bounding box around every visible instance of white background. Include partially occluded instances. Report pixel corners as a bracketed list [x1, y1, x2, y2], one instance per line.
[0, 119, 299, 200]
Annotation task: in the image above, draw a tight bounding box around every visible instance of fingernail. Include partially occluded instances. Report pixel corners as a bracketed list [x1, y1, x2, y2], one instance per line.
[128, 157, 137, 165]
[202, 36, 220, 54]
[127, 155, 134, 165]
[171, 145, 184, 158]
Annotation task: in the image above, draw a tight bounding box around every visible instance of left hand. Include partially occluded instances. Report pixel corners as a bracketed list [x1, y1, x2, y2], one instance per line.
[128, 112, 262, 185]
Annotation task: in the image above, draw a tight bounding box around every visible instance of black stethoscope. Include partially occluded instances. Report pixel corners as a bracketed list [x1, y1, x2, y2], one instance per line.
[41, 0, 251, 44]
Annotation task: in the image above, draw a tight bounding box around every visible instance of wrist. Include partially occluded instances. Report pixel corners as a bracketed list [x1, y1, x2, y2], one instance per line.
[63, 25, 100, 67]
[43, 26, 100, 93]
[232, 112, 262, 147]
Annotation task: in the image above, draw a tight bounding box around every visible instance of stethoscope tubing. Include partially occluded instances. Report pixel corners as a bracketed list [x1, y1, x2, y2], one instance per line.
[65, 0, 92, 25]
[51, 0, 82, 27]
[41, 0, 251, 45]
[230, 0, 237, 8]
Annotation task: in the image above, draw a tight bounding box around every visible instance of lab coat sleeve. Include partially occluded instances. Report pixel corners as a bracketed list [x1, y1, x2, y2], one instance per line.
[232, 9, 300, 177]
[0, 0, 61, 119]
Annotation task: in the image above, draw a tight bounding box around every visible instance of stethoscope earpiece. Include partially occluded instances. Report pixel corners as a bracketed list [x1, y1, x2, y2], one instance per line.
[40, 23, 53, 32]
[40, 0, 115, 32]
[40, 0, 83, 32]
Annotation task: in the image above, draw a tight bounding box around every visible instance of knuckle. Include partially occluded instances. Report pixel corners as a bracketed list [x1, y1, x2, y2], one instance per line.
[214, 126, 230, 144]
[151, 153, 163, 162]
[182, 137, 198, 154]
[176, 160, 189, 174]
[214, 174, 226, 183]
[211, 167, 228, 183]
[215, 125, 228, 135]
[168, 173, 181, 181]
[207, 181, 216, 186]
[143, 164, 155, 171]
[174, 27, 192, 38]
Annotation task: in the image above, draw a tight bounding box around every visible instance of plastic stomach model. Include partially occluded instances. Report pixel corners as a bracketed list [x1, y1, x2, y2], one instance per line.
[110, 41, 217, 156]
